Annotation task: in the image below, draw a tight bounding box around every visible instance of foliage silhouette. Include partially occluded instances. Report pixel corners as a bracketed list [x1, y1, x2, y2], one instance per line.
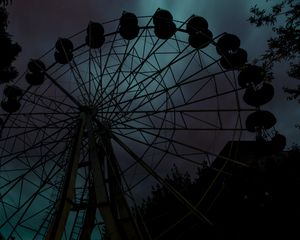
[0, 6, 21, 84]
[249, 0, 300, 102]
[139, 147, 300, 239]
[138, 164, 218, 239]
[0, 0, 12, 7]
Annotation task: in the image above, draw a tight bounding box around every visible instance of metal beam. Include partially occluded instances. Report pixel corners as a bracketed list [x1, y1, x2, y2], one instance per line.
[112, 133, 213, 226]
[105, 138, 144, 240]
[88, 121, 123, 240]
[79, 184, 97, 240]
[46, 113, 86, 240]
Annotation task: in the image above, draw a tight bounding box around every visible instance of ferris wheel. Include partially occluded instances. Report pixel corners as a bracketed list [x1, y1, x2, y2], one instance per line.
[0, 9, 279, 240]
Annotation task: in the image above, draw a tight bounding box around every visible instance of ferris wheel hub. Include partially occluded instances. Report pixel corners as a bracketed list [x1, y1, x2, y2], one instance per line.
[79, 105, 95, 113]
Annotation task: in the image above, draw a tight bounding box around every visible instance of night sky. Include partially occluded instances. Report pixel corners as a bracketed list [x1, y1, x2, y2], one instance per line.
[5, 0, 299, 146]
[1, 0, 299, 239]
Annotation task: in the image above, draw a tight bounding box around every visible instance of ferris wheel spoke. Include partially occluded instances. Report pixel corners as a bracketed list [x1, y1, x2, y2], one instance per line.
[1, 164, 65, 237]
[103, 46, 149, 120]
[95, 30, 179, 108]
[0, 123, 73, 172]
[99, 48, 197, 123]
[0, 112, 78, 119]
[98, 42, 193, 111]
[99, 63, 129, 120]
[99, 66, 229, 124]
[112, 127, 228, 193]
[16, 205, 50, 236]
[111, 111, 175, 131]
[109, 86, 245, 129]
[23, 87, 77, 111]
[32, 204, 57, 239]
[92, 21, 155, 106]
[105, 42, 168, 117]
[137, 60, 222, 114]
[116, 112, 221, 130]
[114, 122, 247, 178]
[102, 68, 225, 112]
[92, 27, 124, 105]
[0, 143, 69, 196]
[113, 60, 170, 121]
[99, 118, 169, 189]
[164, 86, 243, 117]
[0, 116, 76, 157]
[71, 59, 92, 103]
[2, 113, 76, 133]
[99, 31, 223, 112]
[19, 98, 74, 118]
[23, 92, 77, 113]
[4, 108, 253, 121]
[111, 133, 213, 225]
[42, 70, 82, 108]
[101, 123, 246, 132]
[0, 160, 68, 238]
[1, 148, 65, 207]
[112, 124, 227, 170]
[88, 50, 102, 96]
[88, 48, 111, 105]
[112, 129, 207, 169]
[0, 127, 74, 167]
[129, 126, 248, 167]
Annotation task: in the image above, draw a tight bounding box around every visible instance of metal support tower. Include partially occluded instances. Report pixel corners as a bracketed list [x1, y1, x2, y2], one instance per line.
[45, 110, 143, 240]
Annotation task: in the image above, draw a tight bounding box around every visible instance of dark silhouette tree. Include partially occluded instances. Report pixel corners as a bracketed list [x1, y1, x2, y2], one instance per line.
[138, 164, 221, 239]
[248, 0, 300, 102]
[0, 3, 21, 84]
[139, 148, 300, 239]
[0, 1, 12, 7]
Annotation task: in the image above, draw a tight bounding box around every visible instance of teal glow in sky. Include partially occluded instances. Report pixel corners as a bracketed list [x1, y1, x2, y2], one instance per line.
[5, 0, 297, 145]
[1, 0, 299, 239]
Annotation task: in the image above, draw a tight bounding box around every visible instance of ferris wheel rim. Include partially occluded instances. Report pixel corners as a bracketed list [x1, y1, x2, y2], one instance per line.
[0, 10, 259, 239]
